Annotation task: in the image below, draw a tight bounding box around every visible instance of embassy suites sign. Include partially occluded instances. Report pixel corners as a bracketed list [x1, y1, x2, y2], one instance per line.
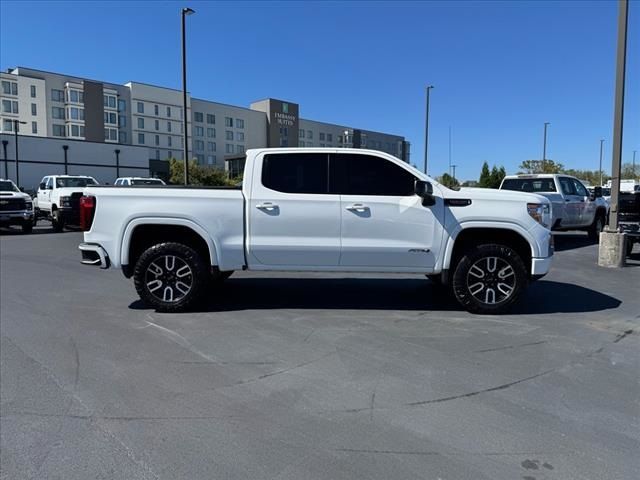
[266, 100, 300, 147]
[274, 111, 297, 126]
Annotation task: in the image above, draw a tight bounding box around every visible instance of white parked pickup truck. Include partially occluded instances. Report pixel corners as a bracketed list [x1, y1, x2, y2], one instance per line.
[34, 175, 99, 232]
[79, 148, 553, 314]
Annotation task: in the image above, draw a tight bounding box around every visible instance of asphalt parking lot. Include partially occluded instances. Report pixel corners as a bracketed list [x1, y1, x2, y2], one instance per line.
[1, 226, 639, 480]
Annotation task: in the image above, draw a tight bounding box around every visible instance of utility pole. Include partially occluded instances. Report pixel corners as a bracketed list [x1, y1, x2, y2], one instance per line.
[448, 126, 452, 177]
[423, 85, 434, 174]
[12, 120, 26, 188]
[599, 0, 629, 268]
[633, 150, 637, 178]
[2, 140, 8, 179]
[599, 139, 605, 186]
[451, 164, 458, 183]
[181, 7, 195, 186]
[542, 122, 550, 172]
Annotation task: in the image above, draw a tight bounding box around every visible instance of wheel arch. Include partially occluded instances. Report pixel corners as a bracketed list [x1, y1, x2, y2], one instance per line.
[443, 224, 535, 274]
[120, 218, 219, 270]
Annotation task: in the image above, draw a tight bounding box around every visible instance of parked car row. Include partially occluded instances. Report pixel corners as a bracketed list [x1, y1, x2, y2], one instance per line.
[0, 176, 165, 234]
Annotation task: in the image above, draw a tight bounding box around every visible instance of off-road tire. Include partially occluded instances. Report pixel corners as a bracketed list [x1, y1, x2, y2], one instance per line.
[587, 212, 605, 241]
[452, 244, 528, 314]
[51, 210, 64, 233]
[21, 221, 33, 234]
[133, 242, 208, 313]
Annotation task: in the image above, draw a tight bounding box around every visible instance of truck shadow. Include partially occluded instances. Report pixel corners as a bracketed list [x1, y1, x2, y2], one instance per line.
[552, 233, 596, 252]
[130, 278, 621, 315]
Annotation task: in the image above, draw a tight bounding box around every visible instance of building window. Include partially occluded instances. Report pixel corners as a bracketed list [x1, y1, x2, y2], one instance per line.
[30, 85, 36, 98]
[2, 119, 12, 131]
[138, 117, 144, 129]
[68, 90, 81, 103]
[104, 95, 116, 108]
[195, 140, 204, 151]
[71, 124, 80, 137]
[120, 131, 127, 143]
[236, 145, 244, 154]
[138, 133, 145, 144]
[206, 114, 215, 124]
[225, 144, 234, 153]
[237, 132, 244, 141]
[326, 133, 332, 142]
[137, 102, 144, 113]
[52, 124, 65, 137]
[31, 121, 37, 134]
[207, 141, 216, 152]
[280, 127, 288, 136]
[118, 99, 126, 112]
[236, 119, 244, 129]
[167, 121, 172, 132]
[167, 106, 171, 117]
[118, 115, 126, 127]
[105, 128, 117, 141]
[319, 132, 325, 141]
[154, 104, 159, 116]
[2, 81, 18, 95]
[155, 119, 159, 130]
[207, 128, 215, 138]
[299, 141, 305, 147]
[320, 143, 325, 147]
[104, 112, 116, 124]
[299, 130, 305, 138]
[195, 126, 204, 136]
[156, 150, 160, 160]
[226, 130, 233, 140]
[168, 150, 173, 159]
[52, 106, 65, 119]
[155, 135, 160, 146]
[2, 100, 18, 114]
[207, 155, 215, 165]
[307, 130, 313, 139]
[31, 103, 37, 115]
[168, 136, 172, 147]
[225, 117, 233, 127]
[194, 112, 203, 122]
[196, 154, 205, 163]
[51, 89, 64, 102]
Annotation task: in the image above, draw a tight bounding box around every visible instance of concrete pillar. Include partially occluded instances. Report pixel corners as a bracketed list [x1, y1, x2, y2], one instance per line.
[598, 231, 626, 268]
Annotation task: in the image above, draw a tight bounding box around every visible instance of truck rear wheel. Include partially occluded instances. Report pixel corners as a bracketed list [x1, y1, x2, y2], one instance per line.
[133, 242, 208, 312]
[452, 244, 527, 314]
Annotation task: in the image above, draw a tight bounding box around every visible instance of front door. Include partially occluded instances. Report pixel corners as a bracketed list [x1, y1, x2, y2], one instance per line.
[37, 177, 52, 210]
[571, 178, 594, 227]
[248, 152, 341, 267]
[558, 176, 582, 227]
[331, 153, 442, 269]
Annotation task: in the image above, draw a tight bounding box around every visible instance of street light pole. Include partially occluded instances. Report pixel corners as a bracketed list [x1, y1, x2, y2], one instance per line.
[2, 140, 8, 179]
[424, 85, 434, 174]
[181, 7, 195, 186]
[115, 149, 121, 179]
[451, 164, 458, 183]
[13, 120, 27, 188]
[542, 122, 550, 172]
[63, 145, 69, 175]
[599, 138, 605, 186]
[633, 150, 637, 178]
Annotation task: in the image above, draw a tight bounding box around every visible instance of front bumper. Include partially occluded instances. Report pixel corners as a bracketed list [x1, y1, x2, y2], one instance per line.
[531, 256, 553, 278]
[58, 206, 80, 224]
[0, 210, 34, 225]
[79, 243, 110, 269]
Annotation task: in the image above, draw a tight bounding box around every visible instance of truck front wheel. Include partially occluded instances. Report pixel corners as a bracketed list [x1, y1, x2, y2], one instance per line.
[133, 242, 208, 312]
[51, 210, 64, 232]
[452, 244, 528, 314]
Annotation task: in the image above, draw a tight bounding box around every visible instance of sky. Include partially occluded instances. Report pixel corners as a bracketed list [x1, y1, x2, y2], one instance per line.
[1, 0, 638, 181]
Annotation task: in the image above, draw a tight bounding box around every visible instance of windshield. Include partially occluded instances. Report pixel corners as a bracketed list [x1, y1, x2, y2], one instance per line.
[501, 178, 557, 193]
[131, 179, 164, 185]
[55, 177, 98, 188]
[0, 180, 19, 192]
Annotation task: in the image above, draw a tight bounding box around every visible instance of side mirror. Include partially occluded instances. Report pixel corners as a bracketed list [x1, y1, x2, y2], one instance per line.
[415, 180, 436, 206]
[19, 187, 25, 192]
[39, 182, 46, 190]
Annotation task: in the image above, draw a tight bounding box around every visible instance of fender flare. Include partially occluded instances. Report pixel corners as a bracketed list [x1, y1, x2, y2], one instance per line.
[120, 217, 219, 267]
[440, 221, 538, 271]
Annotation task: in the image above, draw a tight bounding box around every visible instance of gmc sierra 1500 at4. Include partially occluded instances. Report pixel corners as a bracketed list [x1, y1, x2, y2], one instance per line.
[79, 148, 553, 314]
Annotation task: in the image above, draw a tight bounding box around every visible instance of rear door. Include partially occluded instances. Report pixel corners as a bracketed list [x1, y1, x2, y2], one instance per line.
[332, 152, 441, 269]
[248, 152, 341, 267]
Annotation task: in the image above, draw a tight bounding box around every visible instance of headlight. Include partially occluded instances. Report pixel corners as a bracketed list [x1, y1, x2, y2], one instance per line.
[60, 196, 72, 207]
[527, 203, 550, 228]
[24, 201, 33, 211]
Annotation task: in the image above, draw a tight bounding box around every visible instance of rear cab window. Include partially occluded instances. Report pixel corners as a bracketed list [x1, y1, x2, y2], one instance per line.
[501, 178, 557, 193]
[261, 153, 328, 194]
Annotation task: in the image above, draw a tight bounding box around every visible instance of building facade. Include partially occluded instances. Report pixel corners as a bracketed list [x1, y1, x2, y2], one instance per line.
[1, 66, 410, 185]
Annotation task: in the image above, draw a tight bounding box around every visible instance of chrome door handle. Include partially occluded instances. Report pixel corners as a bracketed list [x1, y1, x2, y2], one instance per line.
[256, 202, 278, 210]
[346, 204, 369, 212]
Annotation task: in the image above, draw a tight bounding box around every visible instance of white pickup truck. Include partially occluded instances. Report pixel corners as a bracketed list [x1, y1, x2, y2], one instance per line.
[79, 148, 553, 314]
[34, 175, 99, 232]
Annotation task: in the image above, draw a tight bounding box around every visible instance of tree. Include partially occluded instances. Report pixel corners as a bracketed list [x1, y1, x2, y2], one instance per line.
[478, 161, 491, 187]
[489, 165, 506, 188]
[518, 159, 564, 174]
[168, 158, 239, 186]
[437, 172, 460, 189]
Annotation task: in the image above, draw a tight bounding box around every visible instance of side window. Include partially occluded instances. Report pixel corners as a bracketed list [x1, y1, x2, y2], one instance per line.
[115, 179, 121, 186]
[261, 153, 328, 194]
[45, 177, 53, 189]
[559, 177, 576, 196]
[40, 177, 47, 188]
[331, 153, 416, 196]
[572, 179, 588, 197]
